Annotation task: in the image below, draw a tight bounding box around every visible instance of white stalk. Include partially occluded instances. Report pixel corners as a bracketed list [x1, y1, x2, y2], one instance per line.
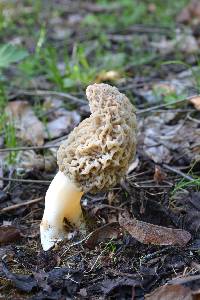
[40, 171, 83, 251]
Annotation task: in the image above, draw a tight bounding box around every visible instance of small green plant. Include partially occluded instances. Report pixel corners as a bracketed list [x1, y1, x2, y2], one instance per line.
[171, 162, 200, 195]
[0, 43, 28, 109]
[0, 114, 17, 165]
[152, 85, 187, 104]
[41, 43, 97, 90]
[0, 82, 6, 110]
[5, 121, 17, 164]
[172, 177, 200, 195]
[106, 240, 117, 254]
[63, 44, 97, 89]
[82, 0, 189, 33]
[0, 44, 28, 69]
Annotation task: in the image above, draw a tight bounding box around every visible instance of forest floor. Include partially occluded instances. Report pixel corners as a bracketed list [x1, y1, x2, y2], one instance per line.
[0, 1, 200, 299]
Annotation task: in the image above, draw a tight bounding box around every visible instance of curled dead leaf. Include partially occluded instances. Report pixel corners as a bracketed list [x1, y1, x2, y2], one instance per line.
[119, 212, 191, 246]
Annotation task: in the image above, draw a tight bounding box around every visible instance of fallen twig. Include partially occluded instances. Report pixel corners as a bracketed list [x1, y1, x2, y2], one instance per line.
[0, 145, 59, 153]
[163, 164, 194, 181]
[9, 89, 86, 106]
[0, 177, 51, 184]
[0, 134, 69, 153]
[137, 94, 199, 114]
[1, 197, 43, 213]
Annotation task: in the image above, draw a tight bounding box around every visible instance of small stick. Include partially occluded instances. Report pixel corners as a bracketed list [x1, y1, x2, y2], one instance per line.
[0, 134, 69, 153]
[163, 164, 194, 181]
[0, 176, 51, 184]
[0, 145, 59, 153]
[137, 94, 198, 114]
[9, 89, 86, 106]
[0, 197, 43, 213]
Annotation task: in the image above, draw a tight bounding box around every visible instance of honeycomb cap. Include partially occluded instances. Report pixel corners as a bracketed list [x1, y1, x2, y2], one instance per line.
[57, 83, 137, 193]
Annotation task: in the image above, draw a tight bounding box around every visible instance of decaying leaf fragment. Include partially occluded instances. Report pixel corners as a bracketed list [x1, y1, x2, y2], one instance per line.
[119, 213, 191, 246]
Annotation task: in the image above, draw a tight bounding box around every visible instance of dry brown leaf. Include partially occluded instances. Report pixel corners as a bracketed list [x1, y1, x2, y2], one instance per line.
[119, 212, 191, 246]
[85, 222, 121, 249]
[6, 101, 45, 146]
[145, 284, 192, 300]
[0, 225, 21, 245]
[190, 96, 200, 111]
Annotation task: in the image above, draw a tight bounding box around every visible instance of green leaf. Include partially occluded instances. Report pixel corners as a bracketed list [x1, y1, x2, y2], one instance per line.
[63, 78, 76, 88]
[0, 44, 28, 69]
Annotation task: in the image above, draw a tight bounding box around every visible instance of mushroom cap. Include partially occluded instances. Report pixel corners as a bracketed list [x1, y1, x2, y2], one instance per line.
[57, 83, 137, 193]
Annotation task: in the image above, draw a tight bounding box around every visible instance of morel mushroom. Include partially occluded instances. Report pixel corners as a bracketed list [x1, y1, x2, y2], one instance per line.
[40, 83, 137, 251]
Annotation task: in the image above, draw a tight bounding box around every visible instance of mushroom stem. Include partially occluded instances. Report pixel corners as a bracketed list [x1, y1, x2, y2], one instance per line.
[40, 171, 83, 251]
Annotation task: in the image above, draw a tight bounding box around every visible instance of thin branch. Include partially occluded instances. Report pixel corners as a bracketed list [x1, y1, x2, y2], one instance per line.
[1, 197, 43, 213]
[9, 89, 86, 106]
[128, 24, 174, 35]
[0, 134, 69, 153]
[137, 94, 197, 115]
[163, 164, 194, 181]
[0, 177, 51, 184]
[0, 145, 59, 153]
